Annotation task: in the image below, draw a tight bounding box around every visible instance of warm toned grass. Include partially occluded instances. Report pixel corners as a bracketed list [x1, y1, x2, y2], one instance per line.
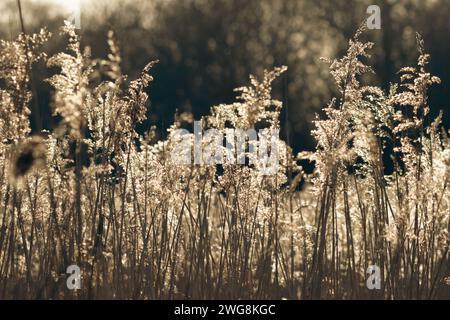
[0, 23, 448, 299]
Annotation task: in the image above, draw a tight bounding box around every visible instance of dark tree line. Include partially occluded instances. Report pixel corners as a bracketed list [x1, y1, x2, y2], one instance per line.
[1, 0, 449, 152]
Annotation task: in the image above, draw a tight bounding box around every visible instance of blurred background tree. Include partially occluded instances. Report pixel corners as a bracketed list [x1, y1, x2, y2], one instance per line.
[1, 0, 449, 152]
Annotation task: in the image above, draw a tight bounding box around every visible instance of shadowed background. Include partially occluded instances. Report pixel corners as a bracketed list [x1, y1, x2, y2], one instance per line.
[1, 0, 449, 153]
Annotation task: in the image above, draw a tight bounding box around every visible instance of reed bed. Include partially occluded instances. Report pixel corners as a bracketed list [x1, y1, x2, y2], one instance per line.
[0, 23, 448, 299]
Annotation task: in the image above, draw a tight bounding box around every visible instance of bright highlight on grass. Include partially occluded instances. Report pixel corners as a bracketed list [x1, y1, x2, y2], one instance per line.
[0, 7, 448, 300]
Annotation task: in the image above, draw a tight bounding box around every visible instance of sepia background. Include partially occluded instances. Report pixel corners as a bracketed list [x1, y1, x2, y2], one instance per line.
[0, 0, 449, 152]
[0, 0, 449, 300]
